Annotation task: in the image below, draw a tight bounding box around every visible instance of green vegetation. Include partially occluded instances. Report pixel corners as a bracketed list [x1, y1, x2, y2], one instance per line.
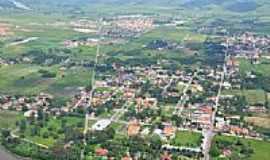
[0, 64, 92, 97]
[222, 89, 266, 105]
[244, 89, 266, 105]
[0, 0, 270, 159]
[0, 111, 23, 129]
[140, 27, 206, 43]
[171, 131, 202, 147]
[239, 58, 270, 77]
[210, 135, 270, 160]
[17, 116, 84, 147]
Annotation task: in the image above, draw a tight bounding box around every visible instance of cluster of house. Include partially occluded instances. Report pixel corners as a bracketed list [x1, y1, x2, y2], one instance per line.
[227, 32, 270, 63]
[91, 88, 120, 108]
[245, 105, 267, 113]
[0, 93, 53, 117]
[126, 120, 177, 144]
[94, 147, 172, 160]
[101, 17, 154, 38]
[67, 63, 198, 137]
[0, 23, 11, 36]
[63, 38, 124, 48]
[69, 16, 154, 39]
[215, 116, 260, 138]
[197, 26, 227, 35]
[189, 104, 213, 129]
[0, 57, 9, 67]
[94, 147, 134, 160]
[113, 18, 153, 33]
[63, 38, 99, 48]
[146, 39, 183, 51]
[135, 97, 158, 112]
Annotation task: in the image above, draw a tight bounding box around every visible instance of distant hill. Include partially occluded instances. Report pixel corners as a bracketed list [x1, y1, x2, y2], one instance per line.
[0, 0, 269, 14]
[0, 0, 15, 9]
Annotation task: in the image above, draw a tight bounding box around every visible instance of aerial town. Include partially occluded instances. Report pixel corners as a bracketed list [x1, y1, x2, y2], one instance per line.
[0, 0, 270, 160]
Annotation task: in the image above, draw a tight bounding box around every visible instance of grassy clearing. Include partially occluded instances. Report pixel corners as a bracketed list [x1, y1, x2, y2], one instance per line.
[245, 116, 270, 129]
[221, 89, 243, 96]
[0, 64, 45, 95]
[139, 27, 206, 43]
[170, 131, 202, 147]
[238, 58, 270, 77]
[221, 89, 266, 105]
[0, 111, 23, 129]
[0, 64, 92, 97]
[244, 89, 266, 105]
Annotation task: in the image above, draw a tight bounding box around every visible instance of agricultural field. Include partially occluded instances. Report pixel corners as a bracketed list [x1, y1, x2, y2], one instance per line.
[245, 115, 270, 129]
[0, 64, 92, 97]
[0, 14, 85, 57]
[0, 0, 270, 160]
[221, 88, 266, 105]
[243, 89, 266, 105]
[139, 27, 207, 43]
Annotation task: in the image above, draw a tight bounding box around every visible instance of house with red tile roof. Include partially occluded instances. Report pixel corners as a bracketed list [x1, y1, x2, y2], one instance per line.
[95, 148, 108, 157]
[127, 120, 141, 136]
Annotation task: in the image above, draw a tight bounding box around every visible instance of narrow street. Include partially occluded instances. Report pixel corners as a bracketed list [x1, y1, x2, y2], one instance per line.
[201, 50, 228, 160]
[81, 19, 103, 160]
[174, 71, 198, 116]
[162, 77, 174, 95]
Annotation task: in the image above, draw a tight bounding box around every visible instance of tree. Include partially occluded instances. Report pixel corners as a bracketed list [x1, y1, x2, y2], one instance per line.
[30, 127, 39, 136]
[1, 129, 10, 137]
[209, 144, 220, 157]
[19, 120, 27, 131]
[149, 134, 162, 150]
[172, 115, 183, 127]
[85, 84, 92, 92]
[43, 131, 49, 139]
[37, 109, 44, 121]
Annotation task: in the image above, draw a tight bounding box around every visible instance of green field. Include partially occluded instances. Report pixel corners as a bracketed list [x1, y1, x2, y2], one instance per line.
[140, 27, 207, 43]
[211, 135, 270, 160]
[221, 89, 266, 105]
[0, 111, 24, 129]
[244, 89, 266, 105]
[238, 58, 270, 77]
[170, 131, 202, 147]
[0, 64, 92, 97]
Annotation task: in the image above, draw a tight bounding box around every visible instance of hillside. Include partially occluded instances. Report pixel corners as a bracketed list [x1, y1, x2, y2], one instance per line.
[1, 0, 269, 14]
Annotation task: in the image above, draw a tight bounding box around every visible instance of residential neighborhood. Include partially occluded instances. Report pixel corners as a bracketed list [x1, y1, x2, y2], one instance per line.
[0, 1, 270, 160]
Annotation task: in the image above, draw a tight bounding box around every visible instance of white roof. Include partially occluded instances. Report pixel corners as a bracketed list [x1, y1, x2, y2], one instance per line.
[92, 119, 111, 131]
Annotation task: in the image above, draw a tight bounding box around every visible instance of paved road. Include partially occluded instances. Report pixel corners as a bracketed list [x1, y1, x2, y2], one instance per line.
[174, 71, 197, 116]
[0, 146, 20, 160]
[202, 54, 228, 160]
[162, 77, 174, 95]
[81, 19, 103, 160]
